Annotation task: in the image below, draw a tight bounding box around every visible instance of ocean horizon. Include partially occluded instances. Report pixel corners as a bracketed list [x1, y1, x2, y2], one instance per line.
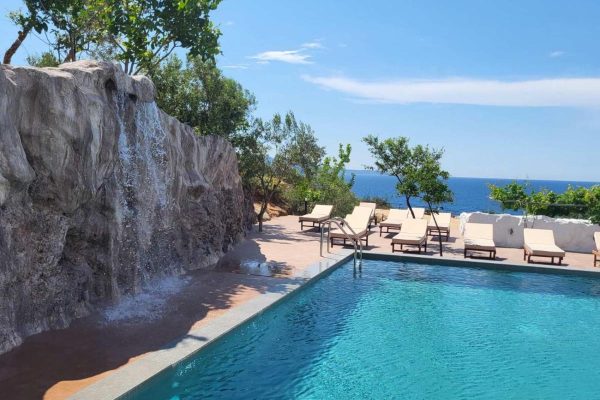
[346, 170, 599, 215]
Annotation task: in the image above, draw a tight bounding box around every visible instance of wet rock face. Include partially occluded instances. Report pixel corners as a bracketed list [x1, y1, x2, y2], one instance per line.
[0, 61, 248, 353]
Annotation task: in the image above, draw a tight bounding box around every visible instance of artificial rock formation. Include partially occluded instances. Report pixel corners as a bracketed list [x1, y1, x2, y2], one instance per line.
[0, 61, 248, 353]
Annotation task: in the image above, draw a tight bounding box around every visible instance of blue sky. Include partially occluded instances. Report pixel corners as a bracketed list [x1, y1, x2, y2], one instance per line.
[2, 0, 599, 181]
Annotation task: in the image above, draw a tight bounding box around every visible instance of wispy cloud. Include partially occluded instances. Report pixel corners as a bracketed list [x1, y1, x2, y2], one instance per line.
[303, 75, 600, 107]
[222, 64, 249, 70]
[549, 50, 565, 58]
[302, 41, 324, 49]
[250, 49, 313, 64]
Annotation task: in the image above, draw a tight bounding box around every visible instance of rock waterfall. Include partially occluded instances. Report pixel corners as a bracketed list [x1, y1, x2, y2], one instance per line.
[0, 61, 250, 354]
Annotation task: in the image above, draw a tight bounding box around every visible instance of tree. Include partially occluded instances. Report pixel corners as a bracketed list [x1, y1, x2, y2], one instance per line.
[363, 134, 454, 254]
[149, 55, 256, 139]
[103, 0, 222, 74]
[310, 144, 358, 217]
[416, 146, 453, 255]
[283, 112, 325, 182]
[237, 112, 330, 231]
[26, 51, 60, 67]
[3, 0, 59, 64]
[237, 115, 295, 232]
[4, 0, 222, 74]
[362, 135, 420, 217]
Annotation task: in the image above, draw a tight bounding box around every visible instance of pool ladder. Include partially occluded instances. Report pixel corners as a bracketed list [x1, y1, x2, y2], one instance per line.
[320, 217, 363, 269]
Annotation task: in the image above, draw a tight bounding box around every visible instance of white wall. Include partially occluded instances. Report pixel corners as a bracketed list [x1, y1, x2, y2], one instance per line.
[459, 212, 600, 253]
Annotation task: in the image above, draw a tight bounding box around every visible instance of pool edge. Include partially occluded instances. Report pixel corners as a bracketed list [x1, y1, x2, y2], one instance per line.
[69, 248, 600, 400]
[363, 251, 600, 277]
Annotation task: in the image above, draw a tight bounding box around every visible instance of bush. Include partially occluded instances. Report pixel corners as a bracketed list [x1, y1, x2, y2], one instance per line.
[489, 183, 600, 224]
[284, 144, 359, 217]
[359, 196, 391, 209]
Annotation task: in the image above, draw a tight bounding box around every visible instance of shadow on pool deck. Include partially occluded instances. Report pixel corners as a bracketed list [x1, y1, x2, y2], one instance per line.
[0, 228, 306, 400]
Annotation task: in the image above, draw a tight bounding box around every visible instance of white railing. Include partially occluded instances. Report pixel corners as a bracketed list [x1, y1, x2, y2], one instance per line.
[320, 217, 363, 268]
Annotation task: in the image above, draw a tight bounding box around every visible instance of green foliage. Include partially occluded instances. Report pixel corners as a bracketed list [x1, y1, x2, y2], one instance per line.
[363, 135, 419, 204]
[5, 0, 222, 73]
[359, 196, 392, 210]
[148, 55, 256, 140]
[417, 145, 453, 207]
[104, 0, 222, 74]
[292, 144, 358, 217]
[26, 51, 60, 67]
[238, 113, 322, 231]
[489, 183, 600, 224]
[488, 182, 528, 211]
[363, 134, 452, 217]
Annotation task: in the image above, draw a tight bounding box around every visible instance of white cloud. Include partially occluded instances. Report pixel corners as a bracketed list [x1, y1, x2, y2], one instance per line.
[549, 50, 565, 58]
[302, 41, 324, 49]
[302, 75, 600, 107]
[250, 49, 313, 64]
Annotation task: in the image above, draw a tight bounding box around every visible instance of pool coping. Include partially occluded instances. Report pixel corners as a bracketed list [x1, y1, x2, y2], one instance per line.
[70, 248, 600, 399]
[68, 250, 354, 400]
[362, 250, 600, 277]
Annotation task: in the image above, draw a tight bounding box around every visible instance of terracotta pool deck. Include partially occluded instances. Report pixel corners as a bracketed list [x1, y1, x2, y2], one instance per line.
[0, 215, 597, 399]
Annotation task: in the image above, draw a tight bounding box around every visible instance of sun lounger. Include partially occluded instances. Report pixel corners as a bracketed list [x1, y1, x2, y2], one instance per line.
[407, 207, 425, 220]
[299, 204, 333, 230]
[391, 219, 428, 253]
[427, 212, 451, 241]
[379, 207, 425, 236]
[523, 228, 565, 265]
[330, 206, 371, 247]
[463, 223, 496, 259]
[593, 232, 600, 267]
[379, 208, 408, 236]
[359, 202, 377, 227]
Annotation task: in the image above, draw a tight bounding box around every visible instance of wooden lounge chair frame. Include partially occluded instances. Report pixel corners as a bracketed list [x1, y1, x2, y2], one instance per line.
[391, 219, 428, 253]
[463, 223, 496, 259]
[299, 205, 333, 231]
[391, 239, 427, 253]
[523, 228, 565, 265]
[330, 208, 371, 248]
[427, 212, 451, 241]
[379, 209, 408, 236]
[330, 234, 369, 248]
[380, 208, 425, 236]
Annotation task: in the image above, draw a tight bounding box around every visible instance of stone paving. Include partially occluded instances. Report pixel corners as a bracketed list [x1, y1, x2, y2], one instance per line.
[0, 215, 597, 399]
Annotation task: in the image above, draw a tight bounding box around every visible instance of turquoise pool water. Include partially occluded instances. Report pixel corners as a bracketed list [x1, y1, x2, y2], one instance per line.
[124, 259, 600, 399]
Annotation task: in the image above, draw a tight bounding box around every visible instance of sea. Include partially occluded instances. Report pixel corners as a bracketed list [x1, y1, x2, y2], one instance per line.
[347, 170, 599, 215]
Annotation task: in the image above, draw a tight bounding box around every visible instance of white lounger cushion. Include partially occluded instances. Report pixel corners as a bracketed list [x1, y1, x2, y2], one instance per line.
[406, 207, 425, 219]
[524, 228, 565, 257]
[380, 209, 408, 227]
[464, 223, 496, 251]
[359, 202, 377, 217]
[299, 204, 333, 222]
[392, 219, 428, 245]
[330, 207, 371, 239]
[428, 212, 451, 229]
[595, 232, 600, 251]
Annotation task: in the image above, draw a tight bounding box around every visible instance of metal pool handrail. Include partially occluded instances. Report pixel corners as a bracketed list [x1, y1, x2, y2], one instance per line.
[320, 217, 363, 268]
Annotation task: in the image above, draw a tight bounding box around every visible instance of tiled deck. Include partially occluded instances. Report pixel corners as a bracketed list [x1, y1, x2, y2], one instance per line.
[0, 215, 597, 399]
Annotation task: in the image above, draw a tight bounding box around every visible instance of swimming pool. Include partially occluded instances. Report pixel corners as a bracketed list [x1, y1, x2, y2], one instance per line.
[123, 258, 600, 399]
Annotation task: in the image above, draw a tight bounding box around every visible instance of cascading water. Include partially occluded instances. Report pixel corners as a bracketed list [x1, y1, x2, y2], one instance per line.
[113, 93, 171, 294]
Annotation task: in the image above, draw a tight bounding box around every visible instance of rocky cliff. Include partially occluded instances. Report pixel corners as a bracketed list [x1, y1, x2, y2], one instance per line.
[0, 61, 248, 354]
